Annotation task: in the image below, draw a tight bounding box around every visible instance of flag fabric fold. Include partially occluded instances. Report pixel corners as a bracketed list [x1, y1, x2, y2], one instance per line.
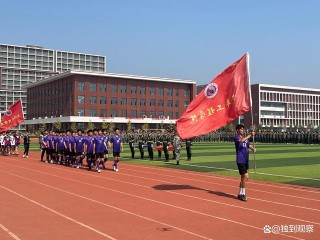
[0, 99, 24, 132]
[177, 53, 251, 139]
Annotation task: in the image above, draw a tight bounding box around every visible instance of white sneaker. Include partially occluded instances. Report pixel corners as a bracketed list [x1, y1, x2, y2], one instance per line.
[76, 165, 80, 169]
[50, 160, 53, 164]
[115, 168, 119, 172]
[23, 155, 25, 158]
[26, 156, 29, 158]
[113, 165, 116, 171]
[98, 169, 101, 173]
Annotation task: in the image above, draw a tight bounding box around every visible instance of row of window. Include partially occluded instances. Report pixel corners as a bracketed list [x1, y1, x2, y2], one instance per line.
[79, 83, 190, 97]
[78, 95, 189, 107]
[77, 108, 179, 118]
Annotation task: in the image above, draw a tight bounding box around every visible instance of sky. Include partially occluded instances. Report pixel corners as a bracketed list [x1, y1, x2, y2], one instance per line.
[1, 0, 319, 88]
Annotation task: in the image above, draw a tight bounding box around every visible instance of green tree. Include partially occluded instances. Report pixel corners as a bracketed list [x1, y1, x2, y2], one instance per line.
[141, 122, 149, 130]
[70, 122, 77, 132]
[101, 120, 109, 130]
[85, 121, 95, 133]
[53, 119, 62, 131]
[226, 123, 234, 132]
[155, 123, 159, 130]
[39, 122, 46, 133]
[127, 120, 132, 132]
[108, 122, 115, 133]
[159, 121, 164, 129]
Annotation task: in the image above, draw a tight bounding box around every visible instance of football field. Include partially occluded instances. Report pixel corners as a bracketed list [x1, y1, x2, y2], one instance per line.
[120, 142, 320, 188]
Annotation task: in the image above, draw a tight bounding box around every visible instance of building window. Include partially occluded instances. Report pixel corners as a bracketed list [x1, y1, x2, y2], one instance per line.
[131, 98, 137, 106]
[90, 96, 97, 104]
[175, 112, 179, 119]
[90, 109, 97, 117]
[100, 109, 107, 117]
[167, 100, 173, 107]
[100, 96, 106, 104]
[167, 88, 173, 96]
[78, 108, 85, 116]
[140, 87, 145, 94]
[78, 82, 85, 91]
[112, 85, 117, 93]
[121, 85, 127, 93]
[184, 101, 190, 107]
[100, 84, 106, 92]
[175, 100, 179, 107]
[184, 89, 190, 97]
[140, 99, 146, 106]
[90, 83, 96, 92]
[121, 110, 127, 117]
[176, 90, 179, 96]
[158, 100, 164, 107]
[140, 111, 146, 118]
[168, 112, 173, 119]
[131, 86, 137, 94]
[150, 88, 155, 95]
[111, 97, 117, 104]
[150, 111, 155, 118]
[159, 111, 164, 117]
[111, 110, 117, 117]
[78, 95, 85, 104]
[121, 98, 127, 105]
[150, 99, 156, 106]
[131, 110, 137, 118]
[158, 88, 164, 96]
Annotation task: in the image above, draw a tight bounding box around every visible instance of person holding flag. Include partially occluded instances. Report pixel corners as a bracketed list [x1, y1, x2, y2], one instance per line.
[234, 124, 256, 202]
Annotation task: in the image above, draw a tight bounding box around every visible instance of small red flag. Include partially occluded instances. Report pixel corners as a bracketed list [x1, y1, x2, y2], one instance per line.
[0, 99, 25, 132]
[176, 53, 251, 139]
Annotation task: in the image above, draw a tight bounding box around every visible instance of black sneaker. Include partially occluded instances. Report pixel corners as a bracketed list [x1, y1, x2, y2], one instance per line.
[241, 195, 247, 202]
[237, 194, 241, 200]
[176, 161, 180, 165]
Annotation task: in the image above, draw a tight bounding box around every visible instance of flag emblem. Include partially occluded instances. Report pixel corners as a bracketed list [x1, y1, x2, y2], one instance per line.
[204, 83, 218, 99]
[6, 110, 12, 116]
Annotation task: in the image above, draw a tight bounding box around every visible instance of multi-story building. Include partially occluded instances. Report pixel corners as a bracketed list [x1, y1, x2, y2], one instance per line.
[24, 71, 196, 130]
[0, 43, 106, 126]
[243, 84, 320, 129]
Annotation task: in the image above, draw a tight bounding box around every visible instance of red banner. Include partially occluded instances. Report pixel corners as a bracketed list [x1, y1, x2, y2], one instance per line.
[176, 53, 251, 139]
[0, 99, 25, 132]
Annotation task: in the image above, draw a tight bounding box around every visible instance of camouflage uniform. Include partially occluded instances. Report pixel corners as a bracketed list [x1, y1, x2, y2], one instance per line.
[173, 134, 182, 165]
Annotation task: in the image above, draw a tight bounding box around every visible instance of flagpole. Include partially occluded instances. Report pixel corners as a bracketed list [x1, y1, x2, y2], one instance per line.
[246, 52, 257, 173]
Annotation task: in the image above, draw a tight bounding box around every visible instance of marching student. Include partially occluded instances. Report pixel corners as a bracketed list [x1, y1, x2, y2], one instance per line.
[84, 129, 95, 171]
[234, 124, 256, 202]
[40, 130, 49, 162]
[102, 129, 110, 163]
[93, 129, 107, 173]
[56, 131, 65, 165]
[23, 131, 31, 158]
[69, 131, 76, 166]
[173, 131, 182, 165]
[74, 129, 85, 168]
[63, 130, 72, 166]
[110, 128, 123, 172]
[14, 130, 21, 155]
[9, 132, 16, 155]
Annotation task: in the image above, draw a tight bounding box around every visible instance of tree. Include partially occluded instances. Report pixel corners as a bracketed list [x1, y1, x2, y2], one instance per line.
[155, 123, 159, 130]
[39, 122, 46, 133]
[159, 121, 164, 129]
[70, 122, 77, 132]
[226, 123, 234, 132]
[85, 121, 95, 133]
[141, 122, 149, 130]
[127, 120, 132, 132]
[101, 120, 109, 130]
[108, 121, 115, 133]
[53, 119, 62, 131]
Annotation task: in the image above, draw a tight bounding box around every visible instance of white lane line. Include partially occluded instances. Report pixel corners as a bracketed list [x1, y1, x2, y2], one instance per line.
[0, 185, 117, 240]
[1, 165, 319, 230]
[1, 171, 305, 240]
[121, 161, 320, 194]
[3, 161, 320, 214]
[0, 173, 212, 240]
[122, 166, 320, 202]
[0, 224, 21, 240]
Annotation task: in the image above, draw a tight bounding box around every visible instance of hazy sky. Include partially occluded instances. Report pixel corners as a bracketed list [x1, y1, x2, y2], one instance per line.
[1, 0, 319, 88]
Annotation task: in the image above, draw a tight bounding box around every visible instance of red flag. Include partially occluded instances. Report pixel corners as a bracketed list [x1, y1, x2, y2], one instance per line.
[176, 53, 251, 139]
[0, 99, 24, 132]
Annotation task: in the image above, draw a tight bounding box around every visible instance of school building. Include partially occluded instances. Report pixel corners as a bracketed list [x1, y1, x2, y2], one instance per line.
[24, 70, 196, 130]
[243, 84, 320, 129]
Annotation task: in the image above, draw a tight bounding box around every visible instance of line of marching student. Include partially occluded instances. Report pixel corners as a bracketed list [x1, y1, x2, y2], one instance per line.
[40, 128, 123, 173]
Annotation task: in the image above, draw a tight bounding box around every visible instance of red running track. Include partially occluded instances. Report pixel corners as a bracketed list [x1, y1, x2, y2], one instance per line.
[0, 152, 319, 240]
